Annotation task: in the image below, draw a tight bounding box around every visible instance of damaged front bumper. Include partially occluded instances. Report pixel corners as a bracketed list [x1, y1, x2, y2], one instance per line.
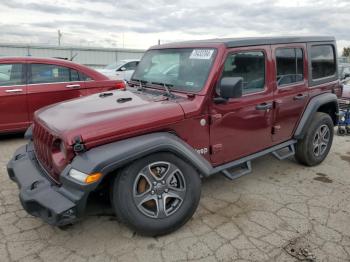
[7, 142, 90, 226]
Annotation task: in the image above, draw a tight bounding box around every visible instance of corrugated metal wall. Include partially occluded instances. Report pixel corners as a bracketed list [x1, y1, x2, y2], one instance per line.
[0, 44, 145, 68]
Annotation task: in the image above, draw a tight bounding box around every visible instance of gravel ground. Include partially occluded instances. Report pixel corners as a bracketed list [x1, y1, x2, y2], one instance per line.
[0, 134, 350, 262]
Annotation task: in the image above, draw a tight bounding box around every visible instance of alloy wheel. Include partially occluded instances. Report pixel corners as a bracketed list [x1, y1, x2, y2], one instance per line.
[133, 161, 186, 218]
[312, 124, 330, 157]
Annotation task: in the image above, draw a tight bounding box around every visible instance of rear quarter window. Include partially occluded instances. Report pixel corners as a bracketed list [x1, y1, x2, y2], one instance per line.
[310, 45, 336, 80]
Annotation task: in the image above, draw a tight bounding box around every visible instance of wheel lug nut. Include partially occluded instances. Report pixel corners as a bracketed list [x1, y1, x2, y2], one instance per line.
[158, 195, 162, 199]
[153, 182, 157, 186]
[151, 190, 155, 195]
[162, 180, 166, 185]
[165, 189, 169, 193]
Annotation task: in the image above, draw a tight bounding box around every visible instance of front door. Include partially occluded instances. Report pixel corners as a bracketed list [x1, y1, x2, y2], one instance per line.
[209, 46, 274, 165]
[0, 63, 28, 133]
[27, 63, 86, 121]
[271, 44, 309, 143]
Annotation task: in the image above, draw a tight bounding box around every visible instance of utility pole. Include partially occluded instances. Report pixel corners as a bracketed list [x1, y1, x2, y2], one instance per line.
[58, 30, 62, 46]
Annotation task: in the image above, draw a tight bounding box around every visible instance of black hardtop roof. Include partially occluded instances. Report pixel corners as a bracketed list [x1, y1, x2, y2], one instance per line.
[157, 36, 335, 49]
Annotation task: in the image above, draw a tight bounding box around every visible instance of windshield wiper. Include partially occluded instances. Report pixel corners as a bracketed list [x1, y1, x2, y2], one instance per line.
[151, 81, 175, 98]
[130, 78, 148, 91]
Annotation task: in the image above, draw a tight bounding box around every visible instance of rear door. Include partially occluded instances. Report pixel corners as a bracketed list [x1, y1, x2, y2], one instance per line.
[271, 44, 309, 143]
[0, 63, 28, 132]
[27, 63, 86, 120]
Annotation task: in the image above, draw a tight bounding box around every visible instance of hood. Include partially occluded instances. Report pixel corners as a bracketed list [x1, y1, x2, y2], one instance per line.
[35, 90, 185, 147]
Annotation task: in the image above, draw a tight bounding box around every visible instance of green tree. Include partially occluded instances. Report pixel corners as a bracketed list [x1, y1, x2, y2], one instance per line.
[343, 47, 350, 57]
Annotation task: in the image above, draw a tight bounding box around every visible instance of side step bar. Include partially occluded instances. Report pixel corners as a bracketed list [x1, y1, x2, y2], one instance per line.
[217, 140, 297, 180]
[272, 144, 295, 160]
[222, 161, 252, 180]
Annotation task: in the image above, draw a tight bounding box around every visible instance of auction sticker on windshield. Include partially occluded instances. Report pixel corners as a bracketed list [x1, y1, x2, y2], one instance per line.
[190, 49, 214, 60]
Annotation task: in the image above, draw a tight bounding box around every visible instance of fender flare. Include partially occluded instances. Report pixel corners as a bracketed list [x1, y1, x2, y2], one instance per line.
[67, 132, 213, 181]
[294, 93, 339, 139]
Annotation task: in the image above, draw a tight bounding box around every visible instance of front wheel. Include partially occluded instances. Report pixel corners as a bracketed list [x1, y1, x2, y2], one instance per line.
[295, 112, 334, 166]
[112, 152, 201, 236]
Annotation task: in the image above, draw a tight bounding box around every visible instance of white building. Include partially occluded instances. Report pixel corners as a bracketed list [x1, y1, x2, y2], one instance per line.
[0, 43, 145, 68]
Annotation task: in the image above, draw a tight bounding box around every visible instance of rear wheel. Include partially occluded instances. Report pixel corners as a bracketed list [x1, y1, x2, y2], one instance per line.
[295, 112, 334, 166]
[112, 152, 201, 236]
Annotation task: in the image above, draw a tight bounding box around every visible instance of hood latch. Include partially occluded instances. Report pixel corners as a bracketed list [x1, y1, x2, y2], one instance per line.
[73, 136, 86, 153]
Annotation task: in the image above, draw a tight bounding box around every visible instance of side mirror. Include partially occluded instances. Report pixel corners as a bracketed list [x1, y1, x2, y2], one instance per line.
[218, 77, 243, 101]
[118, 67, 127, 72]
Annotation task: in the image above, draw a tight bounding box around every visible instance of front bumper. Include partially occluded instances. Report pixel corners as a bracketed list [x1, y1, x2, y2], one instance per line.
[7, 143, 86, 226]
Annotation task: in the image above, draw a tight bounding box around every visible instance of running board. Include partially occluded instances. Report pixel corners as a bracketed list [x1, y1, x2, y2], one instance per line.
[210, 140, 297, 180]
[222, 161, 252, 180]
[272, 144, 295, 160]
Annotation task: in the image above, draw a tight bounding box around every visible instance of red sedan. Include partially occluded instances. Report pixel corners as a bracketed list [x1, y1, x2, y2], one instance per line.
[0, 57, 125, 134]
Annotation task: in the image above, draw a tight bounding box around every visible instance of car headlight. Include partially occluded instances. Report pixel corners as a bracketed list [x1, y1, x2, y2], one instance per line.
[68, 169, 102, 184]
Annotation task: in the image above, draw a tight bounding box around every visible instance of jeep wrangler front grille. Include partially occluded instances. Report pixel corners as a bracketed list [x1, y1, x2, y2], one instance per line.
[33, 122, 55, 179]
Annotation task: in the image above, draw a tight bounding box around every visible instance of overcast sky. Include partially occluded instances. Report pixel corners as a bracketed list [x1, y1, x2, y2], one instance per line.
[0, 0, 349, 52]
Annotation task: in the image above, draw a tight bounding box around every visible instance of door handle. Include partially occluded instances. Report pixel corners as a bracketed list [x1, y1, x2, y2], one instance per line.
[5, 89, 23, 93]
[256, 102, 273, 111]
[66, 84, 81, 89]
[294, 94, 307, 100]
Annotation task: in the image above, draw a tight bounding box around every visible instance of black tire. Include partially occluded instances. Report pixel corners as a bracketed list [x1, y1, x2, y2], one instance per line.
[338, 127, 346, 136]
[346, 127, 350, 135]
[112, 152, 201, 236]
[295, 112, 334, 166]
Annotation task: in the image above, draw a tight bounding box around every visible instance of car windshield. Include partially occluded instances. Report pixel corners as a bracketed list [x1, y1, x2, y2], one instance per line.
[132, 48, 217, 92]
[104, 62, 124, 70]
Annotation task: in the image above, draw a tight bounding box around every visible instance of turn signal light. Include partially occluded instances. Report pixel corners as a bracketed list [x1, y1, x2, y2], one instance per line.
[68, 169, 102, 184]
[85, 173, 102, 184]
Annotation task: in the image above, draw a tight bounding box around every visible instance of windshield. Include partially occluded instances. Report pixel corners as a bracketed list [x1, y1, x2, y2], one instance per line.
[104, 62, 124, 70]
[132, 48, 217, 92]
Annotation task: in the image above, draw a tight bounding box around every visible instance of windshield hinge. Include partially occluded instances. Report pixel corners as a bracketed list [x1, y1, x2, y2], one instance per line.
[73, 136, 86, 153]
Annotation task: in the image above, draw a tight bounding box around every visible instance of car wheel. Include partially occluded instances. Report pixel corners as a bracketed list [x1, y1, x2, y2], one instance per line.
[338, 127, 346, 136]
[295, 112, 334, 166]
[112, 152, 201, 236]
[346, 127, 350, 135]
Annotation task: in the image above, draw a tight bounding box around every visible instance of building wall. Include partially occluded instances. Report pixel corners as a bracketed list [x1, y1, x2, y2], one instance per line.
[0, 43, 145, 68]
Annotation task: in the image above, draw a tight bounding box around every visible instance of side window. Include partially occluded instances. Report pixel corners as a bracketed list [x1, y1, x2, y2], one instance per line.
[276, 48, 304, 86]
[30, 64, 70, 84]
[311, 45, 336, 80]
[79, 72, 92, 81]
[0, 64, 23, 86]
[123, 61, 138, 71]
[222, 51, 265, 94]
[70, 69, 80, 81]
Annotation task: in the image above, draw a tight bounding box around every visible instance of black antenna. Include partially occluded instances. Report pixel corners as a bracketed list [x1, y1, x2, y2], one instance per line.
[70, 52, 78, 61]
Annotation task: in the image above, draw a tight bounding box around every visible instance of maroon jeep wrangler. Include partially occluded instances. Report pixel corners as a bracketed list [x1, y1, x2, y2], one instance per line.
[8, 37, 341, 236]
